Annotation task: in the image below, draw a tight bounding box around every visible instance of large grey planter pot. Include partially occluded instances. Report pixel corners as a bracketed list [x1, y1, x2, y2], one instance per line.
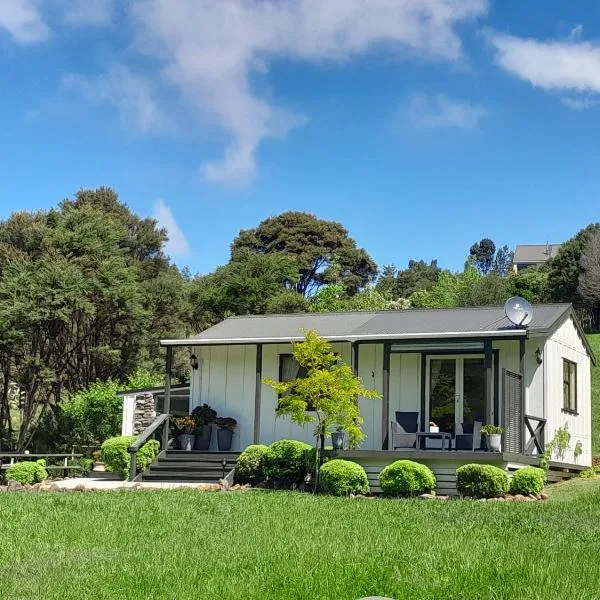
[217, 428, 234, 451]
[194, 426, 213, 451]
[487, 434, 502, 452]
[331, 431, 345, 450]
[178, 434, 194, 452]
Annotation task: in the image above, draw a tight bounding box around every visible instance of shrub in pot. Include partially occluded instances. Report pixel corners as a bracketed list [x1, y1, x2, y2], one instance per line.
[192, 404, 217, 450]
[215, 417, 237, 451]
[234, 444, 270, 484]
[264, 439, 312, 486]
[481, 425, 504, 452]
[5, 461, 48, 485]
[172, 415, 199, 451]
[378, 460, 436, 496]
[510, 466, 546, 495]
[456, 463, 509, 498]
[101, 435, 160, 479]
[318, 459, 369, 496]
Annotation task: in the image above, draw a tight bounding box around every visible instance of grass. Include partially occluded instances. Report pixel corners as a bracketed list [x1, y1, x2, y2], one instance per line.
[1, 481, 600, 600]
[588, 333, 600, 457]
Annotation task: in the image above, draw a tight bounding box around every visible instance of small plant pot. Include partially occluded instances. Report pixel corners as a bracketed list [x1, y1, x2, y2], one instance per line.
[429, 426, 439, 433]
[486, 433, 502, 452]
[178, 434, 195, 452]
[194, 426, 212, 451]
[331, 431, 345, 450]
[217, 428, 234, 451]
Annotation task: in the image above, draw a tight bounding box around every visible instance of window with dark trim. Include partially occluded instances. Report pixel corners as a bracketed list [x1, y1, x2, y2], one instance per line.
[562, 359, 577, 413]
[278, 354, 313, 411]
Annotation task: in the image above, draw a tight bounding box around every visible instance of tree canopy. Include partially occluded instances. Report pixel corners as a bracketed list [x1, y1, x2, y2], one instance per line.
[231, 211, 378, 296]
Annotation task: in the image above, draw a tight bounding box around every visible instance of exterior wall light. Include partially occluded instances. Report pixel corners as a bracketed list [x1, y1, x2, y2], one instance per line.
[535, 347, 543, 365]
[190, 354, 199, 370]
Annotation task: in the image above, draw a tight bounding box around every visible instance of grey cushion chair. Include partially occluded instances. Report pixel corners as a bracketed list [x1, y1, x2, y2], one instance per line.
[391, 411, 419, 449]
[455, 420, 483, 451]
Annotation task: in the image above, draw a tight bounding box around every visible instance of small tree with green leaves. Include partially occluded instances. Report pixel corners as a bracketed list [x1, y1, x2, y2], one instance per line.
[263, 330, 380, 485]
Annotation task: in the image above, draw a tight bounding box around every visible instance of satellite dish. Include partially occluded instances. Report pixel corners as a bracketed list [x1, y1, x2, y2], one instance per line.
[504, 296, 534, 327]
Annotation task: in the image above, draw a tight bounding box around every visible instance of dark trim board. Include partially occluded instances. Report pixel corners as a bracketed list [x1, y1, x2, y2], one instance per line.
[335, 449, 507, 462]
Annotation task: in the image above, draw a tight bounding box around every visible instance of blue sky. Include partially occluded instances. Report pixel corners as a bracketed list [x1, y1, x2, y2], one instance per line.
[0, 1, 599, 275]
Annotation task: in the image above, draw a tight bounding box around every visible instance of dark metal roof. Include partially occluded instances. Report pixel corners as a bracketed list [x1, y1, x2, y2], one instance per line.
[513, 244, 561, 264]
[161, 304, 576, 346]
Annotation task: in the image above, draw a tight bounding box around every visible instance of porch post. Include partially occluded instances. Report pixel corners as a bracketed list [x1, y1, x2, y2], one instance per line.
[351, 342, 359, 376]
[484, 339, 493, 424]
[519, 337, 526, 452]
[253, 343, 263, 444]
[162, 345, 172, 451]
[382, 343, 391, 450]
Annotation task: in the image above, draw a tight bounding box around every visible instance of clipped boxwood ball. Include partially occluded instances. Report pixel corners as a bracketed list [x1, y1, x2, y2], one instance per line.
[5, 461, 48, 485]
[378, 460, 436, 496]
[456, 464, 509, 499]
[235, 444, 270, 484]
[318, 459, 369, 496]
[265, 439, 312, 484]
[510, 466, 546, 496]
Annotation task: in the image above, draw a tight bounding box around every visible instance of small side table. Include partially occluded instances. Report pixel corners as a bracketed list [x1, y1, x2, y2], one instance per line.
[416, 431, 452, 451]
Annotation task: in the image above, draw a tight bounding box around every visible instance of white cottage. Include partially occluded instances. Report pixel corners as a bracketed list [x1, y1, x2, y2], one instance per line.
[124, 304, 594, 488]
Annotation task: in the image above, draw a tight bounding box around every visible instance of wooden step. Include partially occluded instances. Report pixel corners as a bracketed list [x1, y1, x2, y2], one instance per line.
[141, 471, 225, 482]
[149, 463, 231, 473]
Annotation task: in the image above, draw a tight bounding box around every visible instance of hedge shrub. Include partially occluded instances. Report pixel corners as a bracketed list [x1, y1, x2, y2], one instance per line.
[235, 444, 270, 484]
[5, 461, 48, 485]
[101, 436, 160, 480]
[510, 467, 546, 495]
[264, 440, 312, 485]
[456, 464, 509, 498]
[378, 460, 436, 496]
[318, 459, 369, 496]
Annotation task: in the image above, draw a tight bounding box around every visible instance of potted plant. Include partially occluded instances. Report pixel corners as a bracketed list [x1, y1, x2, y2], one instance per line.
[172, 415, 199, 451]
[192, 404, 217, 450]
[215, 417, 237, 451]
[331, 427, 345, 450]
[481, 425, 504, 452]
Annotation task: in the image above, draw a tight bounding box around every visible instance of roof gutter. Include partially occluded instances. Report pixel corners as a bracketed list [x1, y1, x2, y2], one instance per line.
[160, 329, 529, 347]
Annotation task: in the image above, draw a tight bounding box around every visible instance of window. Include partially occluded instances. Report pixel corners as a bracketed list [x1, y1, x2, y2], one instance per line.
[562, 359, 577, 413]
[278, 354, 312, 411]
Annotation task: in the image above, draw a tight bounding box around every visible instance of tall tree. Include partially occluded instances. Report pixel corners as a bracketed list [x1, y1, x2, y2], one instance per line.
[491, 245, 513, 277]
[231, 211, 378, 296]
[508, 266, 550, 304]
[377, 259, 441, 299]
[578, 230, 600, 329]
[469, 238, 496, 275]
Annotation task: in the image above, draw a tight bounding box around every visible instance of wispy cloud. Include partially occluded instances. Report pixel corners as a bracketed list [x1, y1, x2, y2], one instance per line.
[129, 0, 488, 183]
[490, 33, 600, 109]
[0, 0, 49, 44]
[153, 199, 190, 258]
[404, 93, 488, 130]
[60, 0, 115, 27]
[61, 65, 170, 134]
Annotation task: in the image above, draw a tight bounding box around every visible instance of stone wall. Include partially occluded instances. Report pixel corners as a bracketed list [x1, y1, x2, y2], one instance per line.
[133, 393, 156, 435]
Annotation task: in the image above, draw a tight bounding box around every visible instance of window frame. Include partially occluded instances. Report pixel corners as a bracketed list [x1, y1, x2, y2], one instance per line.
[562, 358, 578, 415]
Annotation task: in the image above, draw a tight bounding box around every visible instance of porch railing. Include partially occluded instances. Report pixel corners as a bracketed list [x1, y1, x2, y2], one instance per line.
[128, 413, 169, 481]
[524, 414, 546, 455]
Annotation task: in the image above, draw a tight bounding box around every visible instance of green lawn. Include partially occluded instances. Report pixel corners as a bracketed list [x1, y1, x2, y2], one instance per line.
[588, 333, 600, 457]
[1, 483, 600, 600]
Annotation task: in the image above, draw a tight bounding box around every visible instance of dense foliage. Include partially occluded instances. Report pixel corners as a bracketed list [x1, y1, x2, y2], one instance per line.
[510, 467, 546, 495]
[378, 460, 436, 496]
[318, 459, 369, 496]
[456, 464, 509, 498]
[234, 444, 270, 484]
[100, 436, 160, 480]
[264, 439, 312, 485]
[4, 461, 48, 485]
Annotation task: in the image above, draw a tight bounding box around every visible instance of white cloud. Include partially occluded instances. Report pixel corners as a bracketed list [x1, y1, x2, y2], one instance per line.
[130, 0, 488, 182]
[0, 0, 49, 44]
[560, 96, 600, 111]
[490, 34, 600, 94]
[569, 24, 583, 40]
[404, 93, 488, 130]
[61, 0, 115, 27]
[152, 199, 191, 257]
[61, 65, 169, 134]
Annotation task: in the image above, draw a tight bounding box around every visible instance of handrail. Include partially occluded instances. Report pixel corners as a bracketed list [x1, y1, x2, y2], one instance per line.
[128, 414, 169, 481]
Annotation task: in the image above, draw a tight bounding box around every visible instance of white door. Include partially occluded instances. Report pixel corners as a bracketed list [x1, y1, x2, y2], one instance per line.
[426, 355, 487, 435]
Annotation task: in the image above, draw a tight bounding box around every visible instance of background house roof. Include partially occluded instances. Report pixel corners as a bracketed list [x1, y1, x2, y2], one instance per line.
[513, 244, 562, 264]
[162, 304, 575, 346]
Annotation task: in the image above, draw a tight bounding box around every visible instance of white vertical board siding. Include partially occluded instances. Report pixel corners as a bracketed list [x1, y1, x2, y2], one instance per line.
[525, 339, 545, 418]
[195, 345, 257, 452]
[542, 318, 592, 467]
[389, 353, 421, 425]
[357, 344, 384, 450]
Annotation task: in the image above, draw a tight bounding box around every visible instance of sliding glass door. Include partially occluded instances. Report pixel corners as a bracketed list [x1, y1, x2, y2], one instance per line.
[426, 356, 486, 435]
